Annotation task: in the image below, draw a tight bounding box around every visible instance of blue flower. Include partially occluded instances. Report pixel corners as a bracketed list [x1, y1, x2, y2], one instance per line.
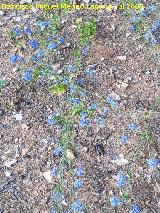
[23, 26, 32, 35]
[52, 191, 62, 202]
[32, 49, 45, 61]
[128, 123, 138, 130]
[88, 103, 97, 110]
[49, 209, 58, 213]
[82, 45, 89, 55]
[47, 114, 56, 125]
[110, 197, 123, 206]
[38, 21, 48, 29]
[28, 40, 39, 49]
[62, 76, 69, 84]
[128, 25, 135, 32]
[59, 37, 65, 45]
[53, 147, 64, 156]
[22, 69, 33, 81]
[75, 167, 85, 177]
[150, 20, 160, 32]
[107, 97, 118, 109]
[74, 179, 84, 189]
[132, 16, 140, 22]
[51, 166, 58, 177]
[120, 135, 129, 144]
[129, 204, 142, 213]
[67, 64, 77, 73]
[12, 27, 21, 36]
[69, 84, 77, 93]
[103, 107, 111, 115]
[144, 30, 157, 45]
[116, 172, 127, 187]
[79, 91, 87, 97]
[70, 98, 81, 105]
[96, 116, 105, 127]
[79, 111, 88, 118]
[148, 4, 157, 13]
[147, 159, 158, 169]
[48, 42, 58, 51]
[76, 78, 85, 86]
[9, 54, 19, 63]
[70, 200, 85, 212]
[84, 68, 96, 75]
[79, 118, 89, 127]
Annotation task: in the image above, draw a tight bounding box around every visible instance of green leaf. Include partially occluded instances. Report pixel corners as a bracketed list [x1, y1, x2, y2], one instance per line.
[0, 79, 7, 88]
[49, 83, 67, 95]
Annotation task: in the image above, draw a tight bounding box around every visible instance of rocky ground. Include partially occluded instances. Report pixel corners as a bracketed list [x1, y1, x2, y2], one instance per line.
[0, 0, 159, 213]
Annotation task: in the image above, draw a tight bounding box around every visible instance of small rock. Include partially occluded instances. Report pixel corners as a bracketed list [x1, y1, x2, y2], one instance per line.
[117, 56, 127, 61]
[116, 81, 128, 90]
[43, 171, 52, 183]
[5, 170, 12, 177]
[62, 199, 68, 206]
[0, 10, 4, 16]
[13, 113, 23, 121]
[4, 159, 17, 167]
[66, 149, 75, 160]
[126, 32, 131, 38]
[111, 158, 129, 166]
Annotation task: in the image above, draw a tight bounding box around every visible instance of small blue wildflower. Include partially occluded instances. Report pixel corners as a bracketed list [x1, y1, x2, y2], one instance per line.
[52, 191, 62, 202]
[35, 49, 45, 58]
[70, 200, 85, 212]
[147, 4, 157, 13]
[131, 17, 140, 23]
[107, 97, 118, 109]
[22, 69, 32, 81]
[70, 98, 81, 105]
[69, 84, 77, 93]
[75, 167, 85, 177]
[116, 172, 127, 187]
[51, 166, 58, 177]
[144, 30, 157, 45]
[12, 27, 21, 36]
[103, 107, 111, 115]
[47, 114, 56, 125]
[84, 68, 96, 75]
[79, 118, 89, 127]
[79, 111, 88, 118]
[74, 179, 84, 189]
[79, 91, 87, 97]
[53, 147, 64, 156]
[128, 123, 138, 130]
[76, 77, 85, 86]
[59, 37, 65, 45]
[23, 26, 32, 35]
[38, 21, 48, 29]
[150, 20, 160, 32]
[120, 135, 129, 144]
[62, 76, 69, 84]
[82, 45, 89, 55]
[147, 159, 158, 169]
[110, 197, 123, 207]
[9, 54, 19, 64]
[129, 204, 142, 213]
[96, 116, 105, 127]
[140, 8, 149, 17]
[67, 64, 77, 73]
[88, 103, 97, 110]
[128, 25, 135, 32]
[49, 209, 58, 213]
[48, 42, 58, 51]
[28, 40, 39, 49]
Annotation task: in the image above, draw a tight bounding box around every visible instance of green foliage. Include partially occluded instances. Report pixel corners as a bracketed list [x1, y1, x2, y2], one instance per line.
[49, 83, 68, 95]
[139, 130, 155, 142]
[77, 19, 97, 46]
[0, 79, 7, 88]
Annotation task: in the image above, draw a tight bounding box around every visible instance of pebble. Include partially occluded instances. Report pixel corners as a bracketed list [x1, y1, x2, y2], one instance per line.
[13, 113, 23, 121]
[111, 158, 129, 166]
[5, 170, 12, 177]
[43, 171, 52, 183]
[117, 55, 127, 61]
[0, 10, 4, 16]
[4, 159, 17, 167]
[66, 149, 75, 160]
